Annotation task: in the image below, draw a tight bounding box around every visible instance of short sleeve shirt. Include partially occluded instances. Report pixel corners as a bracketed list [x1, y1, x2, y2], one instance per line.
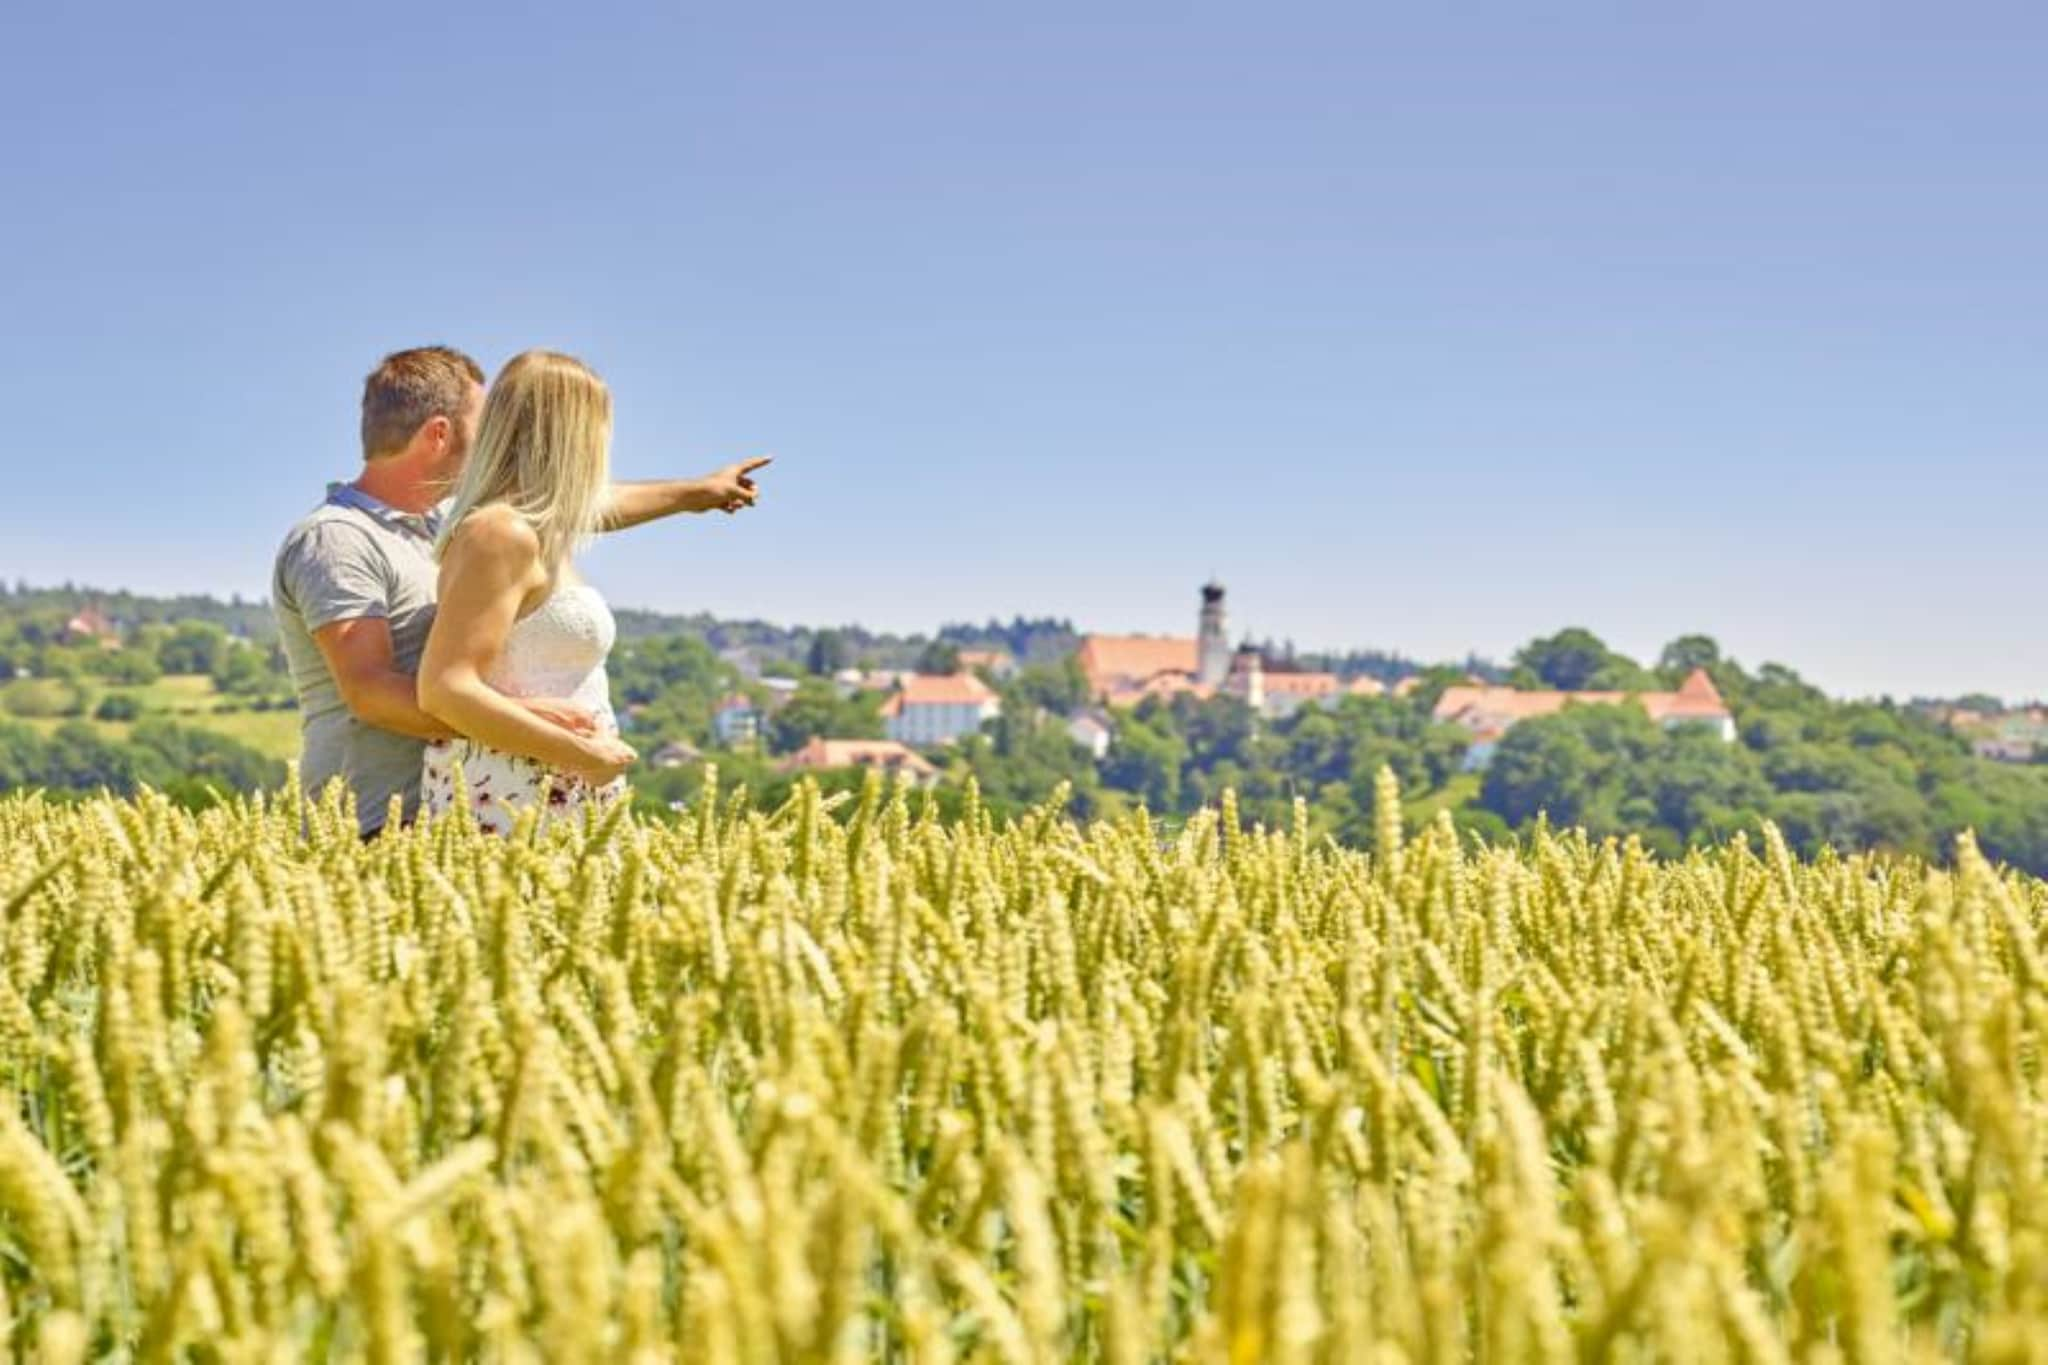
[271, 484, 443, 833]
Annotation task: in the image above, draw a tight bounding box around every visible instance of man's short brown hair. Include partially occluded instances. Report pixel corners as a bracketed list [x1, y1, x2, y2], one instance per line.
[360, 346, 486, 458]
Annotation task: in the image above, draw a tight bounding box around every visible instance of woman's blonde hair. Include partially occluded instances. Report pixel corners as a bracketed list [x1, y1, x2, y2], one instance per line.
[436, 349, 612, 575]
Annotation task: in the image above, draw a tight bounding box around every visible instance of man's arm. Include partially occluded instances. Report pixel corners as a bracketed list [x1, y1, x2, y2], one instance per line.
[313, 618, 455, 740]
[597, 457, 772, 532]
[284, 521, 457, 741]
[315, 619, 600, 740]
[285, 520, 596, 742]
[418, 508, 636, 783]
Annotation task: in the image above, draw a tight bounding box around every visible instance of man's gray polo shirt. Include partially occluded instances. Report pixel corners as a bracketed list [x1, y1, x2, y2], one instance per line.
[272, 484, 442, 834]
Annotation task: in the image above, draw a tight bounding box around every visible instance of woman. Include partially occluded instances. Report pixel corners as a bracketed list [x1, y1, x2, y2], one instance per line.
[415, 350, 641, 833]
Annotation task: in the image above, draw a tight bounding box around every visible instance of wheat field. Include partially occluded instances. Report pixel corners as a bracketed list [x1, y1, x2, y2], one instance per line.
[0, 768, 2044, 1362]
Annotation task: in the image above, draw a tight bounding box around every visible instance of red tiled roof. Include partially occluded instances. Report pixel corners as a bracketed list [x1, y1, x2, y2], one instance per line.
[1434, 668, 1731, 729]
[1262, 671, 1340, 696]
[64, 606, 119, 641]
[1076, 635, 1199, 693]
[1646, 668, 1732, 720]
[1432, 686, 1577, 724]
[779, 738, 937, 777]
[1104, 673, 1216, 708]
[895, 672, 998, 706]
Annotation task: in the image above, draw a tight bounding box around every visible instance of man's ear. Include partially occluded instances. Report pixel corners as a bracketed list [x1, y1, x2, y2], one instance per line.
[421, 414, 453, 452]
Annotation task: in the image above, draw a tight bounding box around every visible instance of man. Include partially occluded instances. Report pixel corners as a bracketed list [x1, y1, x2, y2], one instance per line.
[273, 345, 767, 835]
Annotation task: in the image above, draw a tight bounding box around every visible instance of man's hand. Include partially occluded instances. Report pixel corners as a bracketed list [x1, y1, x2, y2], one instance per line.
[518, 697, 599, 735]
[703, 456, 772, 515]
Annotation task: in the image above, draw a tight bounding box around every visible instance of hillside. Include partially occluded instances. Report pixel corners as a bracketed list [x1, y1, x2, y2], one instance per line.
[4, 584, 2043, 876]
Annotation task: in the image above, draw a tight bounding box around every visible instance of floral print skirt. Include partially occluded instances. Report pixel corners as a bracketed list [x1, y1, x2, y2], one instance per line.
[420, 737, 626, 835]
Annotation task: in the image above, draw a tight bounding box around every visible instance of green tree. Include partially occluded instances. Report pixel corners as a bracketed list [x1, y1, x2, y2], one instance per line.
[3, 677, 85, 719]
[946, 710, 1104, 819]
[127, 718, 286, 794]
[87, 647, 162, 686]
[1481, 703, 1663, 829]
[1585, 658, 1662, 691]
[1005, 658, 1089, 716]
[158, 621, 229, 675]
[1644, 727, 1769, 837]
[916, 641, 962, 675]
[211, 645, 277, 697]
[1513, 628, 1619, 692]
[1657, 634, 1723, 677]
[1483, 713, 1604, 827]
[1402, 664, 1474, 715]
[1102, 712, 1185, 813]
[768, 680, 883, 753]
[805, 630, 851, 677]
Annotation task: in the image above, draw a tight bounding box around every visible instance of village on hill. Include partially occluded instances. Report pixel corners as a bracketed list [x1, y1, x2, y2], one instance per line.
[5, 578, 2046, 874]
[13, 581, 2042, 790]
[688, 581, 1750, 782]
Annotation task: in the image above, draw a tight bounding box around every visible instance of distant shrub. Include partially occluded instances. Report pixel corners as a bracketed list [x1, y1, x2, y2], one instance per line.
[4, 678, 85, 719]
[94, 693, 143, 722]
[87, 648, 162, 686]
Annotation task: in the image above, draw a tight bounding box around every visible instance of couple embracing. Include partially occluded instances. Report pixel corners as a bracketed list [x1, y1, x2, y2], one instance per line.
[273, 346, 769, 836]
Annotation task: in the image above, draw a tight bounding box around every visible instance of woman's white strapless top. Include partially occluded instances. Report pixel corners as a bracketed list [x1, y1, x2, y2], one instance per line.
[484, 583, 617, 723]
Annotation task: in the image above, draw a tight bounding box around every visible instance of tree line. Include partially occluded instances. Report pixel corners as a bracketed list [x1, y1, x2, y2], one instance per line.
[4, 587, 2040, 873]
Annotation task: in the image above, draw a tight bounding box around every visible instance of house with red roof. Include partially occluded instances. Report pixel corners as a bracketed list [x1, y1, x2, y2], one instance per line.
[1074, 591, 1354, 720]
[1066, 710, 1114, 759]
[1075, 635, 1202, 700]
[1434, 668, 1737, 770]
[882, 672, 1001, 747]
[62, 605, 120, 648]
[955, 648, 1017, 680]
[1946, 705, 2048, 763]
[1259, 669, 1343, 718]
[779, 738, 939, 786]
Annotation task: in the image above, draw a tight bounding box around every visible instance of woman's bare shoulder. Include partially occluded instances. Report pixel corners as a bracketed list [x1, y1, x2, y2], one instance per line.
[443, 504, 546, 593]
[448, 503, 541, 559]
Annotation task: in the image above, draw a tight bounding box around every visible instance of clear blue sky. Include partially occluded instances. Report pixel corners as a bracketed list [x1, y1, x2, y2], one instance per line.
[3, 3, 2042, 700]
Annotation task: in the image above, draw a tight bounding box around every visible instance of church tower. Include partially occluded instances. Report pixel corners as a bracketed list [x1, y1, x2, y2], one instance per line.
[1227, 640, 1265, 712]
[1197, 580, 1231, 687]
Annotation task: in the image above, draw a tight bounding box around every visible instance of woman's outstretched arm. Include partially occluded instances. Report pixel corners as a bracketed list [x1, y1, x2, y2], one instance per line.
[596, 457, 772, 530]
[416, 507, 636, 784]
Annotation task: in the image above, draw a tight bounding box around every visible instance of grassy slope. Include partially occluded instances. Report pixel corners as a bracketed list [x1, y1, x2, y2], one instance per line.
[1405, 770, 1481, 821]
[0, 673, 300, 761]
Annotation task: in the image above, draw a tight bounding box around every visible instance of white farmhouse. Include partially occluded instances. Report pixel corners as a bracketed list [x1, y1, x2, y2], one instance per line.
[882, 673, 1002, 748]
[1434, 668, 1737, 771]
[1066, 711, 1113, 760]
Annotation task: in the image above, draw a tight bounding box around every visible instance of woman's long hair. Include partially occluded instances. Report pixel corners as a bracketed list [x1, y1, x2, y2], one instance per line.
[436, 349, 612, 576]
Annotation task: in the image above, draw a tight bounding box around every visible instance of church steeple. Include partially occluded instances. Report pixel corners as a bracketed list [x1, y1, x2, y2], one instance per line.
[1197, 580, 1231, 687]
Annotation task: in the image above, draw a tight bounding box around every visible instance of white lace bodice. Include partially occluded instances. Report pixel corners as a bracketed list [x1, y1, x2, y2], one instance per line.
[484, 583, 617, 722]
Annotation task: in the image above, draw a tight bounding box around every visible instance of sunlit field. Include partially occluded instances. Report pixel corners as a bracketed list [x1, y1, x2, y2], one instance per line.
[1, 770, 2043, 1361]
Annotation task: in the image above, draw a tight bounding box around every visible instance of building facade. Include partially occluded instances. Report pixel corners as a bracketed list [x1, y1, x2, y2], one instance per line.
[778, 738, 939, 786]
[1434, 668, 1737, 770]
[881, 673, 1002, 747]
[712, 695, 760, 747]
